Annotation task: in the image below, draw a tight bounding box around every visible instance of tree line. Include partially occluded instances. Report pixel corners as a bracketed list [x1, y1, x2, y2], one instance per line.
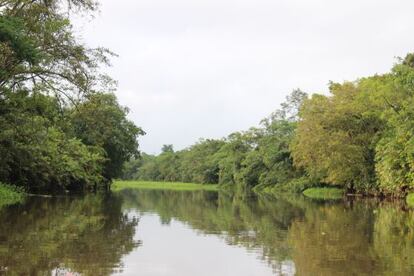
[3, 1, 414, 197]
[123, 55, 414, 197]
[123, 89, 313, 194]
[0, 0, 143, 192]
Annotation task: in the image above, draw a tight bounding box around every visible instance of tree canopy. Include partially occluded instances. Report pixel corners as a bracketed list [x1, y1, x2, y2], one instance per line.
[0, 0, 144, 192]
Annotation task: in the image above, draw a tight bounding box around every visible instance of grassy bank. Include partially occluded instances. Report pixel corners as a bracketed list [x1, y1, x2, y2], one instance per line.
[0, 183, 25, 208]
[303, 187, 344, 200]
[112, 181, 218, 192]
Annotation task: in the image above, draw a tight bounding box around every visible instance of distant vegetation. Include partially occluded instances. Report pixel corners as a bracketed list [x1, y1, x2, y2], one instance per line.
[0, 0, 143, 193]
[122, 89, 313, 195]
[123, 55, 414, 198]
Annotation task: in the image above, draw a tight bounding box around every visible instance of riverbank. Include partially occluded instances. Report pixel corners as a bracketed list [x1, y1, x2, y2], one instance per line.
[112, 181, 218, 191]
[112, 180, 414, 204]
[0, 183, 25, 208]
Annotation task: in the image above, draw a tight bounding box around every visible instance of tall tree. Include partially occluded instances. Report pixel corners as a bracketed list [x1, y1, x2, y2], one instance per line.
[0, 0, 112, 102]
[291, 82, 384, 192]
[71, 93, 145, 181]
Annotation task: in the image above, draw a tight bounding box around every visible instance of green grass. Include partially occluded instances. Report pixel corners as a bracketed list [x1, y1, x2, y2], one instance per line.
[0, 183, 25, 208]
[406, 193, 414, 207]
[112, 180, 219, 192]
[303, 187, 344, 200]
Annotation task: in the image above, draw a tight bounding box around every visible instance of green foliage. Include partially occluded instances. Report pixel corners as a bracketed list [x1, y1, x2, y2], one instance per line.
[0, 1, 143, 192]
[180, 139, 225, 184]
[375, 99, 414, 196]
[0, 0, 112, 99]
[122, 55, 414, 197]
[161, 144, 174, 153]
[121, 157, 144, 180]
[122, 90, 310, 194]
[406, 193, 414, 207]
[71, 93, 145, 181]
[124, 139, 225, 185]
[0, 182, 25, 208]
[291, 82, 383, 193]
[0, 90, 141, 192]
[291, 54, 414, 195]
[0, 16, 39, 67]
[216, 130, 256, 187]
[0, 91, 105, 191]
[129, 154, 161, 181]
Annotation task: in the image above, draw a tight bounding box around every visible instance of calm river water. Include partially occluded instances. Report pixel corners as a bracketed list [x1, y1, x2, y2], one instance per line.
[0, 189, 413, 275]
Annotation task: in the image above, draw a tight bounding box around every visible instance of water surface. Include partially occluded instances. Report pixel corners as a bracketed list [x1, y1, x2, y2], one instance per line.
[0, 190, 413, 275]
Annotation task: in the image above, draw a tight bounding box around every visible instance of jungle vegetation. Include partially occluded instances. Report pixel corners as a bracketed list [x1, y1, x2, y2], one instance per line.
[0, 0, 144, 193]
[3, 1, 414, 199]
[122, 89, 312, 195]
[123, 55, 414, 198]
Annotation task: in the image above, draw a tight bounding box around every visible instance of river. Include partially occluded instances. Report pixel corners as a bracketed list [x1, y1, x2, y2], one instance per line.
[0, 189, 413, 275]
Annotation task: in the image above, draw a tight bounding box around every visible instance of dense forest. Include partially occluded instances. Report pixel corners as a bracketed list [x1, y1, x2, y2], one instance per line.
[3, 1, 414, 199]
[123, 56, 414, 198]
[0, 0, 144, 192]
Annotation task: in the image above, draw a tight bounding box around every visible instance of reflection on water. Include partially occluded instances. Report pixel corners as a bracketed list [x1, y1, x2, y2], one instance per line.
[1, 190, 414, 275]
[0, 194, 139, 275]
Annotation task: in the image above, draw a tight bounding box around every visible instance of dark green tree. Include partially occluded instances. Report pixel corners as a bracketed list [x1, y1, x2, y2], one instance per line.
[71, 93, 145, 181]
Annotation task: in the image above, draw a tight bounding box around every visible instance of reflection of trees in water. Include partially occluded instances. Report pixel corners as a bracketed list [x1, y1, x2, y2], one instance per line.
[287, 199, 414, 275]
[0, 194, 139, 275]
[288, 201, 378, 275]
[119, 189, 305, 274]
[120, 189, 414, 275]
[372, 204, 414, 275]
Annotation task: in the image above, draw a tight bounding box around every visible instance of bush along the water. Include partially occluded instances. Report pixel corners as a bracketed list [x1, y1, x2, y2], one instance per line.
[0, 183, 25, 208]
[406, 193, 414, 207]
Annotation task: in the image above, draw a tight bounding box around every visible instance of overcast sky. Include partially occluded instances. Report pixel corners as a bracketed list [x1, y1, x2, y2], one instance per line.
[74, 0, 414, 154]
